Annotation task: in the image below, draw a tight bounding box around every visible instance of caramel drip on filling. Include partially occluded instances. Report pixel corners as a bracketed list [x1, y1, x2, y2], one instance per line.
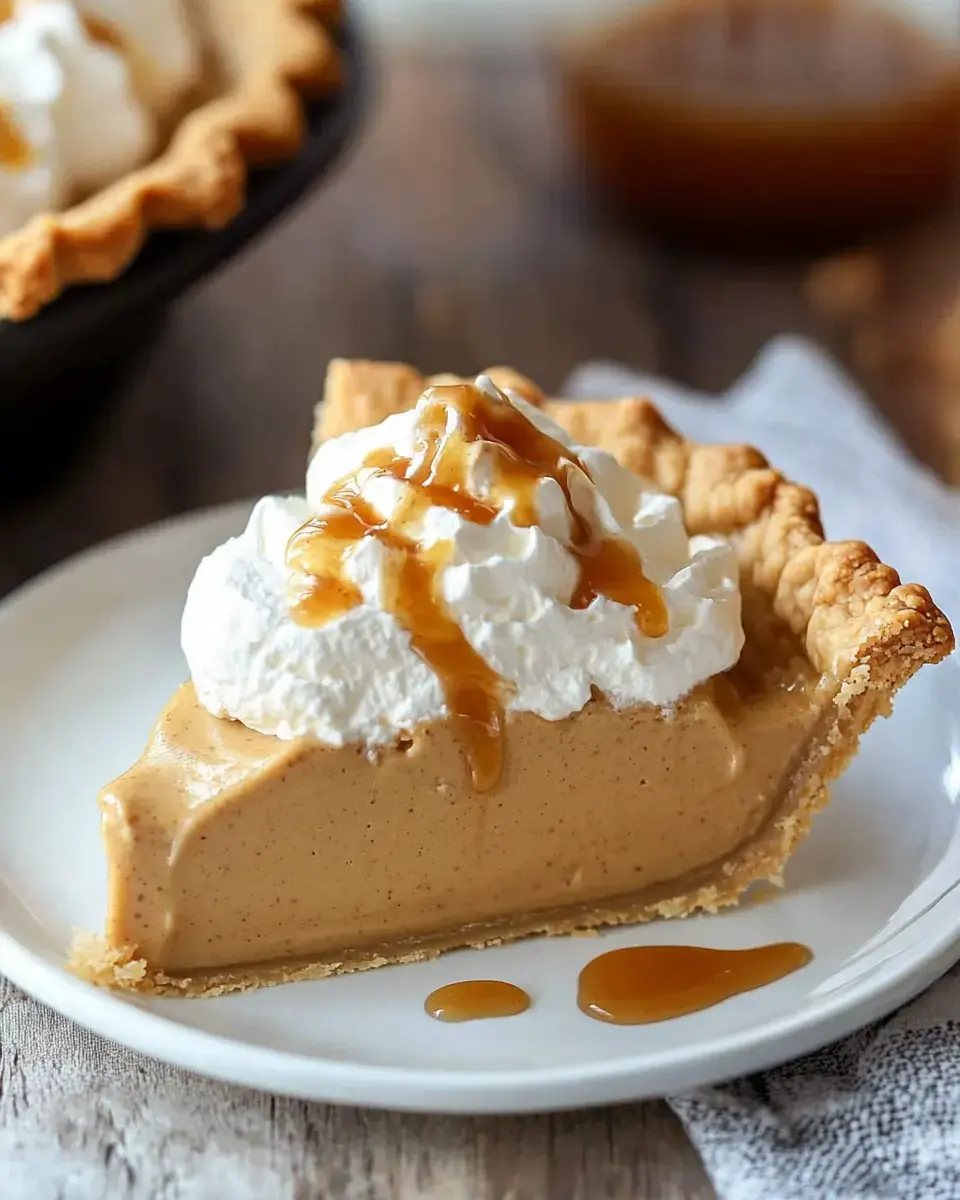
[288, 381, 668, 789]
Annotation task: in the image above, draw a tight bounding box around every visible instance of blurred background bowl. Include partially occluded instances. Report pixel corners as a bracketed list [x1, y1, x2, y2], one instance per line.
[0, 9, 367, 505]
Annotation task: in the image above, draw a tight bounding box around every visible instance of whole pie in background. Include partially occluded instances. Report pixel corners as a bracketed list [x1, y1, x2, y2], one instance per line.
[0, 0, 341, 320]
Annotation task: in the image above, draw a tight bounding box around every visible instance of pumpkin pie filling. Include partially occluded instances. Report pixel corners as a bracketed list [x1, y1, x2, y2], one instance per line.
[73, 361, 953, 996]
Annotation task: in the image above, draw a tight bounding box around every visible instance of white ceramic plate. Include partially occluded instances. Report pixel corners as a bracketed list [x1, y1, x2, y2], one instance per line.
[1, 503, 959, 1115]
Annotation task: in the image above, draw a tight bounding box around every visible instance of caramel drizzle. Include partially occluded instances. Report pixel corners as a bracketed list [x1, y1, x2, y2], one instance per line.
[81, 14, 124, 51]
[288, 381, 668, 790]
[0, 3, 30, 171]
[0, 102, 31, 173]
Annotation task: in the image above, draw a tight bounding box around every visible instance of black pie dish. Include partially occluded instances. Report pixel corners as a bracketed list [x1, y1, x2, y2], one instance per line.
[0, 10, 367, 504]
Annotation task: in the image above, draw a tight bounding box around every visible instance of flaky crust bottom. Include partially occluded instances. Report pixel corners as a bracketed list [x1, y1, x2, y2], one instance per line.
[0, 0, 342, 321]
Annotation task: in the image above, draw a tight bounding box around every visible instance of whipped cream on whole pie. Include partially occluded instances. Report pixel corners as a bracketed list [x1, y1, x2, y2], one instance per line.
[0, 0, 199, 237]
[182, 379, 745, 761]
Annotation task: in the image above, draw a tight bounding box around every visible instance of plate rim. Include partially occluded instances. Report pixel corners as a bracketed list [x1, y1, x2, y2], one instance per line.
[0, 501, 957, 1114]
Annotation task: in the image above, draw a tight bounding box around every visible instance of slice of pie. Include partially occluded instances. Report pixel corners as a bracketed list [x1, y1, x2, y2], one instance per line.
[0, 0, 341, 320]
[72, 359, 954, 996]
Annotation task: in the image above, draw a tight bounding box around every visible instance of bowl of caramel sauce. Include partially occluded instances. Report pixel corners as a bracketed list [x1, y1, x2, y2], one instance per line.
[560, 0, 960, 248]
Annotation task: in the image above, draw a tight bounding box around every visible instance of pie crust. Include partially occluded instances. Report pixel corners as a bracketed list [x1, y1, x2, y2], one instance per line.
[0, 0, 342, 321]
[71, 360, 953, 995]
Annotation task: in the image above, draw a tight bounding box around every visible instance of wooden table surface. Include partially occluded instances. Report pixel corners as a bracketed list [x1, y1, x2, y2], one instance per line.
[2, 48, 957, 1199]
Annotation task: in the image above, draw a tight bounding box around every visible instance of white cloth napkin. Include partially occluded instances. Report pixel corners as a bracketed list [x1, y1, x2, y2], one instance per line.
[565, 338, 960, 1200]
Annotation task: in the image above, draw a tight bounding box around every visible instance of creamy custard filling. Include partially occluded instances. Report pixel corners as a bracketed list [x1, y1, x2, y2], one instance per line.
[101, 646, 822, 976]
[103, 588, 818, 980]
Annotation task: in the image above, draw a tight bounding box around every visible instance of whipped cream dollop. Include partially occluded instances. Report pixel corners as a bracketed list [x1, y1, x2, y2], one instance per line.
[182, 381, 745, 747]
[0, 0, 198, 238]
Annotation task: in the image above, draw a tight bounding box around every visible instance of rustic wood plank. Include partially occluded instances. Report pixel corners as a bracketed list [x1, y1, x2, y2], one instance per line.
[0, 977, 713, 1199]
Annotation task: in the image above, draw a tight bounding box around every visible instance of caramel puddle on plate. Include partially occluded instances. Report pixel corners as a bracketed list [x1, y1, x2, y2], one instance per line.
[578, 943, 813, 1024]
[425, 980, 531, 1023]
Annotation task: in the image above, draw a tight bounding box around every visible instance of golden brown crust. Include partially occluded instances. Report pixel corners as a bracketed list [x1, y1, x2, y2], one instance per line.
[314, 360, 954, 684]
[315, 359, 545, 440]
[0, 0, 341, 321]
